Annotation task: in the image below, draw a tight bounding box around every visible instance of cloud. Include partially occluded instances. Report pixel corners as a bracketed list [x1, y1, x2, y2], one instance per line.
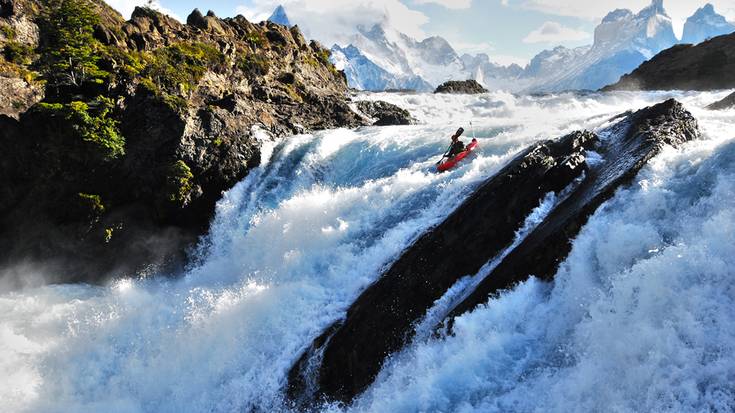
[412, 0, 473, 9]
[106, 0, 181, 21]
[522, 21, 590, 43]
[235, 0, 431, 46]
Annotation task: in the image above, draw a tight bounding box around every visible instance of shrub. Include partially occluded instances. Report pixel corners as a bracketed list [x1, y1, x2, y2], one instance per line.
[237, 52, 270, 77]
[38, 96, 125, 160]
[3, 41, 33, 65]
[166, 160, 194, 204]
[39, 0, 109, 87]
[144, 42, 225, 94]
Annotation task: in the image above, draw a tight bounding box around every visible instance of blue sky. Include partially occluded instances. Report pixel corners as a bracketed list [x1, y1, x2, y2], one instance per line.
[107, 0, 735, 65]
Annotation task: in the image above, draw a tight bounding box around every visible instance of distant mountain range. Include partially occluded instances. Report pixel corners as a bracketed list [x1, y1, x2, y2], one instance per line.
[268, 1, 735, 93]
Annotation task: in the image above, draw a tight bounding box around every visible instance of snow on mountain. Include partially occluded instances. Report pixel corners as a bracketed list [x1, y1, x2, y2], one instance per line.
[524, 0, 678, 92]
[682, 3, 735, 45]
[267, 5, 292, 27]
[331, 45, 432, 91]
[330, 23, 521, 92]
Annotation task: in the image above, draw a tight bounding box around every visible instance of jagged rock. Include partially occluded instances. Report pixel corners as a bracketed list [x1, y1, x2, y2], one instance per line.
[287, 99, 699, 405]
[0, 77, 43, 118]
[434, 79, 488, 94]
[355, 100, 414, 126]
[603, 32, 735, 91]
[707, 91, 735, 110]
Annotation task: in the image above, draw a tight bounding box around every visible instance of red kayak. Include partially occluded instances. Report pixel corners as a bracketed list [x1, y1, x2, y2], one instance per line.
[437, 138, 478, 172]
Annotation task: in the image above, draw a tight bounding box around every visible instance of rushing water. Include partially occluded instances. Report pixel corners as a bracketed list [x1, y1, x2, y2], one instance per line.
[1, 91, 734, 413]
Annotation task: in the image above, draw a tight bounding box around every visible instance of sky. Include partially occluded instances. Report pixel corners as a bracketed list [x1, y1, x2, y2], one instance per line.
[106, 0, 735, 66]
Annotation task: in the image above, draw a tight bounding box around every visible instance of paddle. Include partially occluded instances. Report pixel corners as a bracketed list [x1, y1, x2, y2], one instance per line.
[436, 127, 465, 165]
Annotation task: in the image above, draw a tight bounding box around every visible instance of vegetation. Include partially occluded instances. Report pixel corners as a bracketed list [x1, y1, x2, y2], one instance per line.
[3, 41, 34, 65]
[38, 96, 125, 160]
[166, 160, 194, 204]
[77, 193, 105, 215]
[39, 0, 109, 87]
[237, 52, 270, 77]
[143, 42, 225, 95]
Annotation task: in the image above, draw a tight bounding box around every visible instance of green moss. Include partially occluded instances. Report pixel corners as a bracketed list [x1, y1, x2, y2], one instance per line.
[0, 25, 16, 41]
[38, 97, 125, 160]
[213, 137, 223, 147]
[161, 93, 188, 113]
[77, 193, 105, 215]
[104, 227, 114, 243]
[3, 41, 33, 65]
[246, 31, 268, 49]
[143, 42, 225, 95]
[166, 160, 194, 204]
[237, 52, 270, 77]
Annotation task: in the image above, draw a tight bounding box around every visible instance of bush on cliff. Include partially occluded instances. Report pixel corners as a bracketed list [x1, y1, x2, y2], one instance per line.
[37, 96, 125, 161]
[38, 0, 109, 88]
[144, 42, 225, 95]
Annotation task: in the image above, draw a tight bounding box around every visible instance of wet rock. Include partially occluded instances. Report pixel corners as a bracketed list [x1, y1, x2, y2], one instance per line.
[287, 99, 699, 405]
[434, 79, 488, 94]
[707, 91, 735, 110]
[603, 32, 735, 91]
[445, 99, 698, 322]
[355, 100, 415, 126]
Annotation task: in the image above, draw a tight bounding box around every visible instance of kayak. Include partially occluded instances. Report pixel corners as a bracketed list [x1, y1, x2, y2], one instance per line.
[437, 138, 478, 172]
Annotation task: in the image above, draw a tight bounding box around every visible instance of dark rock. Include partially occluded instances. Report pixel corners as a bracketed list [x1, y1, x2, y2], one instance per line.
[0, 0, 13, 17]
[186, 8, 206, 28]
[434, 79, 488, 94]
[707, 91, 735, 110]
[287, 99, 699, 405]
[603, 32, 735, 91]
[355, 100, 415, 126]
[288, 130, 599, 404]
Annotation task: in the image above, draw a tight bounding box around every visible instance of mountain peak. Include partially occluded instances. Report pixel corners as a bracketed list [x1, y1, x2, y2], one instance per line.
[682, 2, 735, 44]
[268, 5, 292, 27]
[639, 0, 668, 18]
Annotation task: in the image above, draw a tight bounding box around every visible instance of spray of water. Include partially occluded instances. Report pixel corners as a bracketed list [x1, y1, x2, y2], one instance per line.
[0, 90, 733, 413]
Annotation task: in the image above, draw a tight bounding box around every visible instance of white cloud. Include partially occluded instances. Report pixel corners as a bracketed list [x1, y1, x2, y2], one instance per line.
[235, 0, 431, 46]
[106, 0, 181, 21]
[413, 0, 473, 9]
[522, 21, 590, 43]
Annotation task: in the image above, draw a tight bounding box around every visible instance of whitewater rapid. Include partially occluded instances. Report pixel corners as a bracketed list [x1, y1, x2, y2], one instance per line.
[1, 90, 733, 413]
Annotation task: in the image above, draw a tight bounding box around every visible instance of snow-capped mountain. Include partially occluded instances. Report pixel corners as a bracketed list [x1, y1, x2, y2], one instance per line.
[331, 23, 523, 91]
[682, 4, 735, 44]
[330, 44, 433, 91]
[524, 0, 678, 92]
[267, 5, 292, 27]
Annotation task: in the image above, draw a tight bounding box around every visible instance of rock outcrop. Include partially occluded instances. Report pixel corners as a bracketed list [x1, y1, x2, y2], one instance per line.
[434, 79, 487, 94]
[707, 91, 735, 110]
[355, 100, 414, 126]
[0, 0, 364, 285]
[603, 32, 735, 91]
[287, 99, 699, 405]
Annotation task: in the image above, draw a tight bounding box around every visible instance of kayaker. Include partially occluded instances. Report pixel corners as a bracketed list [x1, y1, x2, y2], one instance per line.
[447, 127, 465, 157]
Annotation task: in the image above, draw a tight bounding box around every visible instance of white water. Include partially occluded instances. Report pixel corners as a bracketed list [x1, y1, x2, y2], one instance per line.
[1, 91, 734, 413]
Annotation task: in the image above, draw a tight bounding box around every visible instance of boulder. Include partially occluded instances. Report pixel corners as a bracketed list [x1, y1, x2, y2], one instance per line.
[355, 100, 415, 126]
[434, 79, 488, 94]
[707, 91, 735, 110]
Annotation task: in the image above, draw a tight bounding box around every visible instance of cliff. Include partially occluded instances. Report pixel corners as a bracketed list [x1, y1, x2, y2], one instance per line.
[603, 32, 735, 91]
[0, 0, 364, 285]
